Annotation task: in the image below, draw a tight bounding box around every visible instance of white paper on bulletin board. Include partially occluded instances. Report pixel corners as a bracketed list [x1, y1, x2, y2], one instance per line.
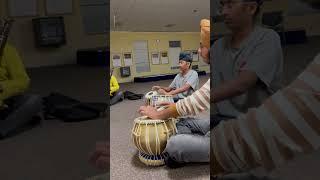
[151, 52, 160, 65]
[161, 51, 169, 64]
[192, 50, 199, 62]
[169, 47, 181, 68]
[46, 0, 73, 14]
[123, 52, 133, 66]
[8, 0, 37, 17]
[112, 53, 122, 67]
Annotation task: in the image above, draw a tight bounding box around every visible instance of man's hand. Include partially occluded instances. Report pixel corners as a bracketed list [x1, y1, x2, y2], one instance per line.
[158, 89, 168, 95]
[152, 86, 161, 91]
[213, 70, 258, 103]
[138, 106, 160, 119]
[89, 141, 110, 170]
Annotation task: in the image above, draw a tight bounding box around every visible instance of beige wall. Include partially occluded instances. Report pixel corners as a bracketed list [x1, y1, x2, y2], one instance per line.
[285, 14, 320, 36]
[111, 32, 210, 83]
[0, 0, 107, 67]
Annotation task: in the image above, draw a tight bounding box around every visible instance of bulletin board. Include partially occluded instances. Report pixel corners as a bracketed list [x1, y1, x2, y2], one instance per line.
[8, 0, 37, 17]
[79, 0, 108, 34]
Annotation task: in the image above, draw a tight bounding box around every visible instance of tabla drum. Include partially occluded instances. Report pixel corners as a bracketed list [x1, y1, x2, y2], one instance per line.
[144, 91, 159, 106]
[144, 91, 174, 107]
[131, 116, 177, 166]
[150, 95, 174, 107]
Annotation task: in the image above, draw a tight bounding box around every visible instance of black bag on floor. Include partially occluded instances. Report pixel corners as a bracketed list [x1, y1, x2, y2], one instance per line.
[43, 93, 107, 122]
[123, 91, 144, 100]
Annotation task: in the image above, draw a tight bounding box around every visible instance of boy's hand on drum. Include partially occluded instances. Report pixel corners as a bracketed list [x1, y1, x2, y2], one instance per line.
[152, 86, 161, 91]
[139, 106, 159, 119]
[158, 89, 168, 95]
[89, 141, 110, 170]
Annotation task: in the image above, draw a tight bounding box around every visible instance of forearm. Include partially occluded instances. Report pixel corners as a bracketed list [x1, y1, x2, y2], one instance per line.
[213, 73, 257, 103]
[212, 81, 245, 103]
[160, 87, 173, 92]
[168, 85, 190, 95]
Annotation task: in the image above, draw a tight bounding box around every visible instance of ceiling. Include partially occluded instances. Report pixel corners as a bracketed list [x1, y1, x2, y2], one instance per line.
[110, 0, 210, 32]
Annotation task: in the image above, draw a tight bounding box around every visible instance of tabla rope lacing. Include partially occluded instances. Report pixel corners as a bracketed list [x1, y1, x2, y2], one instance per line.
[145, 123, 153, 155]
[164, 121, 169, 140]
[137, 123, 144, 153]
[132, 109, 143, 152]
[155, 121, 160, 155]
[172, 119, 178, 134]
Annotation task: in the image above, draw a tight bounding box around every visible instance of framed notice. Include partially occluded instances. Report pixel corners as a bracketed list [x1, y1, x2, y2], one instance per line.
[112, 53, 122, 67]
[123, 52, 133, 66]
[160, 51, 169, 64]
[151, 52, 160, 65]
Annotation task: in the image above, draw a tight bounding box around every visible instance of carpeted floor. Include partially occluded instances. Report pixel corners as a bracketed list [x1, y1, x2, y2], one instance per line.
[0, 66, 108, 180]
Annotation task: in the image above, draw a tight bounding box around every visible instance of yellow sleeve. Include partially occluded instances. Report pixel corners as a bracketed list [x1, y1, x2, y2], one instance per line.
[0, 45, 30, 101]
[110, 75, 119, 95]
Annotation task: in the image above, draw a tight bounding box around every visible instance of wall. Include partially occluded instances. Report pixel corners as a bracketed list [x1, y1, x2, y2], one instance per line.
[0, 0, 107, 67]
[213, 0, 320, 36]
[285, 14, 320, 36]
[110, 31, 210, 83]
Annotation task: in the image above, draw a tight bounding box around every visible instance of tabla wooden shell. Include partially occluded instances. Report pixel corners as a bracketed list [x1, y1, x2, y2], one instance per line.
[131, 116, 177, 156]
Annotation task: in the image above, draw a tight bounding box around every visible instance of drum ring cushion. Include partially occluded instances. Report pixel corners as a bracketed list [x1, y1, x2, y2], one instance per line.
[138, 151, 166, 166]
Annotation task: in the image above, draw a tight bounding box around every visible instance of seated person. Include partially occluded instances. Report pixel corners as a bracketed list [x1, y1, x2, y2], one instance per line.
[212, 0, 320, 176]
[0, 43, 42, 138]
[211, 0, 283, 127]
[110, 69, 124, 106]
[152, 52, 199, 102]
[139, 19, 211, 168]
[212, 53, 320, 176]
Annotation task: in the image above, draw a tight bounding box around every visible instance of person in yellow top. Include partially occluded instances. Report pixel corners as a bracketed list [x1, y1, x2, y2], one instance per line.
[0, 44, 42, 138]
[110, 68, 124, 106]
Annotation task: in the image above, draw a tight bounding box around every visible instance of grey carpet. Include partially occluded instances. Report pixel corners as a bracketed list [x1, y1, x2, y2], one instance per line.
[0, 65, 108, 180]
